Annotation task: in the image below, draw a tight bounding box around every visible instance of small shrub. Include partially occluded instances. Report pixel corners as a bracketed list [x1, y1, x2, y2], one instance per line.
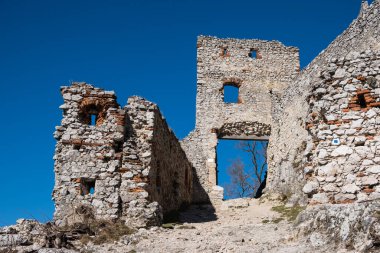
[92, 220, 135, 245]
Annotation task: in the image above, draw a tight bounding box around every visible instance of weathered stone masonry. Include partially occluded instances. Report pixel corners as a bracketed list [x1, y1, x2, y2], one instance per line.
[181, 36, 300, 204]
[268, 0, 380, 204]
[267, 1, 380, 249]
[50, 1, 380, 249]
[304, 51, 380, 205]
[53, 83, 192, 227]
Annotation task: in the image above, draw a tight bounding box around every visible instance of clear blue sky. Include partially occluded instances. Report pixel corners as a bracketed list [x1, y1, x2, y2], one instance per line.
[0, 0, 363, 226]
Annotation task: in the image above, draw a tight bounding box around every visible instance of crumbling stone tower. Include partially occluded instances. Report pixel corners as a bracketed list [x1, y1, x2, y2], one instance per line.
[181, 36, 300, 204]
[53, 83, 193, 227]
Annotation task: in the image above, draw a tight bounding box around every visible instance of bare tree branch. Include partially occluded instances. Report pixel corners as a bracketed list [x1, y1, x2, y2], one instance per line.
[225, 140, 268, 198]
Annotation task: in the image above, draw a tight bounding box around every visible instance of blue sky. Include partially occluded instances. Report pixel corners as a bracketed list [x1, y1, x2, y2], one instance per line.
[217, 140, 268, 199]
[0, 0, 363, 225]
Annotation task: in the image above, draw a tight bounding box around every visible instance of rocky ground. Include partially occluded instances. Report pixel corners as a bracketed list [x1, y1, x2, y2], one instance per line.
[74, 198, 352, 253]
[3, 198, 376, 253]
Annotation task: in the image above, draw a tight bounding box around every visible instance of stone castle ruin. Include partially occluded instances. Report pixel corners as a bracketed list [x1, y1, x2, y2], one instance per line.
[53, 85, 192, 227]
[48, 0, 380, 249]
[181, 37, 299, 205]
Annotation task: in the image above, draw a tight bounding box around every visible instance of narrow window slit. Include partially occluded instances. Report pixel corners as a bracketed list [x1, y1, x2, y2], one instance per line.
[114, 141, 123, 153]
[357, 94, 367, 108]
[90, 114, 97, 125]
[221, 47, 228, 56]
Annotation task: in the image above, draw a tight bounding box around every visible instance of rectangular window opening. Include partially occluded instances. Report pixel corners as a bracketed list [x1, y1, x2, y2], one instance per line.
[80, 178, 96, 196]
[217, 139, 268, 200]
[223, 84, 240, 103]
[249, 49, 258, 59]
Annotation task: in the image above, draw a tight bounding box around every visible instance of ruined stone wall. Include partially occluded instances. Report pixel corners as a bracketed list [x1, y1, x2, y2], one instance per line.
[182, 36, 300, 204]
[303, 51, 380, 204]
[268, 0, 380, 203]
[121, 97, 192, 227]
[53, 83, 192, 228]
[53, 83, 125, 225]
[195, 36, 300, 129]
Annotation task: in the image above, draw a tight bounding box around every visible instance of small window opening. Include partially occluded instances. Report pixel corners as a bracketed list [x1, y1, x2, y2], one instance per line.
[80, 179, 96, 196]
[90, 114, 97, 125]
[73, 144, 81, 150]
[222, 48, 228, 56]
[249, 49, 258, 59]
[357, 94, 367, 108]
[79, 103, 102, 126]
[114, 141, 123, 153]
[223, 83, 240, 103]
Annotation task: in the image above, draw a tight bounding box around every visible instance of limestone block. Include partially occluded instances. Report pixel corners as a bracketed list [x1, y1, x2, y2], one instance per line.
[331, 146, 353, 157]
[303, 181, 319, 194]
[342, 184, 360, 194]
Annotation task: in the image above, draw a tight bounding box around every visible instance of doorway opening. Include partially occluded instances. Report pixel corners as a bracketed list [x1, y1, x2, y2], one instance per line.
[216, 139, 268, 200]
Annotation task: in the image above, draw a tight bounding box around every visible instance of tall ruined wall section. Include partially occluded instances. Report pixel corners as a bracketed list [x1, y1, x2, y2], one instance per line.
[122, 97, 192, 227]
[182, 36, 299, 204]
[303, 51, 380, 205]
[268, 0, 380, 203]
[53, 83, 192, 228]
[53, 83, 125, 225]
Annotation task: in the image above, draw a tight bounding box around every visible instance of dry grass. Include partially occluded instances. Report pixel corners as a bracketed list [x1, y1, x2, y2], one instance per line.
[75, 219, 135, 245]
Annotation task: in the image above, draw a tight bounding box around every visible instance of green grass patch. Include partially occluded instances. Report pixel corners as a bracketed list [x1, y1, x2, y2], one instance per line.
[162, 223, 176, 229]
[272, 217, 284, 224]
[177, 225, 196, 229]
[271, 205, 306, 222]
